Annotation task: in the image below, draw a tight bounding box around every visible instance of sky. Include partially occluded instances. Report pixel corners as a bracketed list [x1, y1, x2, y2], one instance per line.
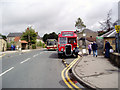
[0, 0, 119, 37]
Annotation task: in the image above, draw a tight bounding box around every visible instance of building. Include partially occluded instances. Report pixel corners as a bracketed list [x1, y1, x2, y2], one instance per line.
[7, 33, 23, 43]
[14, 37, 28, 50]
[101, 29, 116, 51]
[76, 29, 98, 48]
[0, 36, 7, 52]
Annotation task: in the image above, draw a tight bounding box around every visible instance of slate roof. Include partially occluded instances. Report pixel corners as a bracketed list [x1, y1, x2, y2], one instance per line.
[101, 29, 116, 38]
[86, 37, 96, 42]
[7, 33, 23, 37]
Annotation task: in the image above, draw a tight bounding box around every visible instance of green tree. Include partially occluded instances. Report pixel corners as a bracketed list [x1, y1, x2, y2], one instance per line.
[21, 27, 37, 48]
[43, 33, 49, 42]
[43, 32, 58, 42]
[75, 17, 86, 30]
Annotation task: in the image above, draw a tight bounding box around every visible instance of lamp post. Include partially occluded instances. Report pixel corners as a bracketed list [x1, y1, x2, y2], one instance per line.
[82, 32, 87, 54]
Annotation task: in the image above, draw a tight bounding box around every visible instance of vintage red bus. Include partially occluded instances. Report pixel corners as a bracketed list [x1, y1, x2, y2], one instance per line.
[46, 39, 57, 50]
[57, 31, 79, 58]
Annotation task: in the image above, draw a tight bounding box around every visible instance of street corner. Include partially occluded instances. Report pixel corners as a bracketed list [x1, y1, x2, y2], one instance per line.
[71, 55, 97, 89]
[71, 54, 119, 89]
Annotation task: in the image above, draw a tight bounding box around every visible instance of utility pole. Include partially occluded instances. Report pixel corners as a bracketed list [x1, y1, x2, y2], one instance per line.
[27, 27, 30, 49]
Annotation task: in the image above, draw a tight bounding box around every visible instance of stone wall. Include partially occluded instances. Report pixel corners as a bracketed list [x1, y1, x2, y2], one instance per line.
[109, 53, 120, 68]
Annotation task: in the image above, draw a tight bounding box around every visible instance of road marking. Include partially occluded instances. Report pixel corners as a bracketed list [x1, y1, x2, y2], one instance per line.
[0, 67, 14, 77]
[33, 54, 39, 57]
[61, 56, 81, 89]
[0, 54, 6, 58]
[20, 58, 31, 64]
[39, 52, 43, 54]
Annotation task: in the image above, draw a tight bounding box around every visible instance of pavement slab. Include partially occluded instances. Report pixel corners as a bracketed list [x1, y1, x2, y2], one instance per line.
[73, 55, 119, 89]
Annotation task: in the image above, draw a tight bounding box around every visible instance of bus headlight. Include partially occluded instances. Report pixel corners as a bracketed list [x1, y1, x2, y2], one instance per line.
[61, 48, 63, 51]
[73, 48, 75, 50]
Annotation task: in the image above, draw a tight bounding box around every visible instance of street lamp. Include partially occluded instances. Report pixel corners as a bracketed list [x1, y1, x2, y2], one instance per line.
[82, 32, 87, 54]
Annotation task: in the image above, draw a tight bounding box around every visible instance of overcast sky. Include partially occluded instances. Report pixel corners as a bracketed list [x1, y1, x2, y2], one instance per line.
[0, 0, 119, 37]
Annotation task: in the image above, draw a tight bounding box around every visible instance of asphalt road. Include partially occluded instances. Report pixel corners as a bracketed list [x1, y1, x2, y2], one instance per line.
[1, 49, 75, 88]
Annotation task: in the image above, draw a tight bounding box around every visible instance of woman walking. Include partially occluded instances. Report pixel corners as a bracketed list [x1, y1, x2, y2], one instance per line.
[88, 43, 92, 55]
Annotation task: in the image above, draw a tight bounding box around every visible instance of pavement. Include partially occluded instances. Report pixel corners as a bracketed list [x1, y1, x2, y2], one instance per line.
[0, 48, 45, 57]
[72, 54, 119, 89]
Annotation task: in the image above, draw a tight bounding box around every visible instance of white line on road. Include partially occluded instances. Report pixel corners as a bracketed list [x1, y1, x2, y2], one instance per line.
[39, 52, 44, 54]
[0, 67, 14, 77]
[20, 58, 31, 64]
[33, 54, 39, 57]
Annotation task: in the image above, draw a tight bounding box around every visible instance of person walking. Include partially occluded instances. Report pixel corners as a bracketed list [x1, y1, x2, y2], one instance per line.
[88, 43, 92, 55]
[105, 40, 110, 58]
[92, 41, 98, 57]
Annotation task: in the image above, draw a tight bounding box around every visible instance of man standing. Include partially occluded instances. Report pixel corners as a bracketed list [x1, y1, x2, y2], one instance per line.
[92, 41, 98, 57]
[105, 40, 110, 58]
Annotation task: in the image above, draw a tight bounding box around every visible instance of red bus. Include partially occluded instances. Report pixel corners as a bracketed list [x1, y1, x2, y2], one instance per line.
[46, 39, 57, 50]
[57, 31, 79, 58]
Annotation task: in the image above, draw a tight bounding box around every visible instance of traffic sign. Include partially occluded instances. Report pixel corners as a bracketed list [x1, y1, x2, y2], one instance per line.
[115, 25, 120, 33]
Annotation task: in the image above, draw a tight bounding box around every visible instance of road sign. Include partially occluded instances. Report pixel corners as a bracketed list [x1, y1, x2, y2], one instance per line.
[115, 25, 120, 33]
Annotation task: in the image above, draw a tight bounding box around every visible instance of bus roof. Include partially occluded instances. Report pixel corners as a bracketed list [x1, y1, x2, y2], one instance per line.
[58, 31, 77, 38]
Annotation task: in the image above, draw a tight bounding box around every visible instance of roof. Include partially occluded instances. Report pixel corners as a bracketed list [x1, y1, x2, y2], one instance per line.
[84, 29, 97, 33]
[86, 37, 96, 42]
[20, 40, 28, 43]
[79, 37, 96, 42]
[7, 33, 23, 37]
[14, 37, 20, 42]
[59, 31, 77, 38]
[101, 29, 116, 38]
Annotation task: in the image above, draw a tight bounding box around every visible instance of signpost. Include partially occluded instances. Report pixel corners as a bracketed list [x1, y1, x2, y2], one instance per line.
[115, 25, 120, 33]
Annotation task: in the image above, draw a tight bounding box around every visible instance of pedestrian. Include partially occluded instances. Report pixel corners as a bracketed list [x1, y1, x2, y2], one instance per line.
[88, 42, 92, 55]
[92, 41, 98, 57]
[105, 40, 110, 58]
[13, 45, 15, 50]
[11, 44, 14, 51]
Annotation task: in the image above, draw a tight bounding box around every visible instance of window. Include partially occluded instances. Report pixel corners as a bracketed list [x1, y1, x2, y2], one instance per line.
[59, 37, 67, 44]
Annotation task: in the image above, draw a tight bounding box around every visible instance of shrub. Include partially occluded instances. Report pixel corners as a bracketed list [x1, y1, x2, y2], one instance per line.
[32, 44, 36, 49]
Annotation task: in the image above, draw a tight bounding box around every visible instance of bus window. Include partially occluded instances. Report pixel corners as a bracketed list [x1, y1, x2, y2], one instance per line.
[68, 38, 76, 44]
[59, 37, 67, 44]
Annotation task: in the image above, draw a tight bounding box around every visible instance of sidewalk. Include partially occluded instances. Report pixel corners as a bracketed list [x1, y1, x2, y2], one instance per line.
[72, 55, 119, 89]
[0, 48, 46, 57]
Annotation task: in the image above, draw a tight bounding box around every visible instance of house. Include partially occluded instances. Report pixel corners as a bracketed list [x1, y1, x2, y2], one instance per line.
[101, 29, 116, 51]
[76, 29, 98, 48]
[14, 37, 28, 50]
[0, 36, 7, 52]
[7, 32, 23, 43]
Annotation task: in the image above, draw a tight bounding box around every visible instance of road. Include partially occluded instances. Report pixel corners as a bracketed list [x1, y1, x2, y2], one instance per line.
[1, 49, 80, 88]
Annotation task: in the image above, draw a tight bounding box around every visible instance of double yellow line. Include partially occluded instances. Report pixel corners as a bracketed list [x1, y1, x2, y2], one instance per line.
[61, 56, 82, 90]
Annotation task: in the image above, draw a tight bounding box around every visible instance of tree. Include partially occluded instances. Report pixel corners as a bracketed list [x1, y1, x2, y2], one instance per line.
[75, 17, 86, 30]
[21, 26, 37, 46]
[43, 32, 58, 42]
[43, 33, 49, 42]
[99, 10, 113, 32]
[0, 34, 7, 40]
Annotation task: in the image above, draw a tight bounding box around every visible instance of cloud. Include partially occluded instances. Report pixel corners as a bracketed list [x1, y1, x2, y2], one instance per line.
[0, 0, 119, 36]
